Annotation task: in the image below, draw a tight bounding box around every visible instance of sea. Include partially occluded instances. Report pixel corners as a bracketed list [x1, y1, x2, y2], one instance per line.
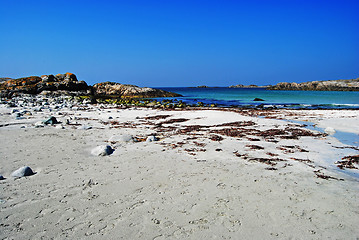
[155, 87, 359, 109]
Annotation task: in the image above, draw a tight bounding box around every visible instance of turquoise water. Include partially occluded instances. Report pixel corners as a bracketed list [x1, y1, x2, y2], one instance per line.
[156, 87, 359, 109]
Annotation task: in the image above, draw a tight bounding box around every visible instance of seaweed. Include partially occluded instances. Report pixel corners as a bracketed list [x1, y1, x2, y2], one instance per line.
[246, 145, 264, 150]
[314, 170, 344, 181]
[209, 135, 224, 141]
[335, 155, 359, 169]
[248, 157, 286, 166]
[144, 115, 171, 120]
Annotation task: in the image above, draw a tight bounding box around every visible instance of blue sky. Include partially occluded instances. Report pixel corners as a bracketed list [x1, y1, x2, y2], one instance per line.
[0, 0, 358, 87]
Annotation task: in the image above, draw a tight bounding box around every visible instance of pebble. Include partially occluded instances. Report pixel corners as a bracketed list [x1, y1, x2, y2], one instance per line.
[109, 135, 134, 143]
[77, 125, 92, 130]
[91, 145, 114, 156]
[325, 127, 336, 135]
[146, 136, 158, 142]
[34, 121, 45, 128]
[11, 166, 35, 178]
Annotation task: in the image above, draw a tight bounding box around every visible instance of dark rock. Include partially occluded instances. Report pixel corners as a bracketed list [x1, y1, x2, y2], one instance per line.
[43, 116, 58, 125]
[41, 74, 55, 82]
[11, 166, 35, 178]
[253, 98, 265, 101]
[0, 73, 88, 96]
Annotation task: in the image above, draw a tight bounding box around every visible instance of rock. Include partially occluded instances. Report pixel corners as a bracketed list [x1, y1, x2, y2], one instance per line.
[146, 135, 158, 142]
[253, 98, 265, 101]
[267, 78, 359, 91]
[109, 135, 134, 143]
[43, 116, 58, 125]
[93, 82, 182, 98]
[77, 125, 92, 130]
[56, 125, 65, 129]
[0, 175, 4, 180]
[324, 127, 336, 135]
[41, 74, 55, 82]
[91, 145, 114, 156]
[34, 121, 45, 128]
[0, 73, 89, 96]
[229, 84, 244, 88]
[11, 166, 35, 178]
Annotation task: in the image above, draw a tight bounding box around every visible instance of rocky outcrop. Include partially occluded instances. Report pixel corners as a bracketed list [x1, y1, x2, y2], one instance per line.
[92, 82, 181, 98]
[267, 78, 359, 91]
[0, 73, 181, 99]
[0, 73, 88, 97]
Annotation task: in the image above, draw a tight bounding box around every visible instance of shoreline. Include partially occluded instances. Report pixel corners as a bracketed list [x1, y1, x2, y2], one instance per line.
[1, 95, 359, 239]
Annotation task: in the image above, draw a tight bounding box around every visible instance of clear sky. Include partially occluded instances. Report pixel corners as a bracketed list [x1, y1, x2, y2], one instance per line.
[0, 0, 358, 87]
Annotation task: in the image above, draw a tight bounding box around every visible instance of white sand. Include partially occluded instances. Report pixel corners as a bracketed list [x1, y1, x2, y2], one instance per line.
[1, 104, 359, 239]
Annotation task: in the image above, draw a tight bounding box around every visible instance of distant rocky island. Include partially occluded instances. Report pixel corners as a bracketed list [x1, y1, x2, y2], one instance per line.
[267, 78, 359, 91]
[229, 84, 267, 88]
[0, 73, 181, 98]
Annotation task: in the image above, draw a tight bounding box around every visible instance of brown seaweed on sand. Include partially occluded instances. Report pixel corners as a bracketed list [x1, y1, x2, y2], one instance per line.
[233, 151, 249, 159]
[248, 157, 286, 166]
[210, 127, 253, 138]
[246, 145, 264, 150]
[158, 118, 189, 125]
[335, 155, 359, 169]
[214, 121, 256, 127]
[314, 170, 344, 181]
[144, 115, 171, 120]
[209, 135, 224, 142]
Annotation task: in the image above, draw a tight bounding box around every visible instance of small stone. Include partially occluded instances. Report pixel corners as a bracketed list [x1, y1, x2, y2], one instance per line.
[0, 175, 5, 180]
[253, 98, 265, 101]
[77, 125, 92, 130]
[11, 166, 35, 178]
[146, 136, 158, 142]
[91, 145, 114, 156]
[324, 127, 336, 135]
[43, 116, 58, 125]
[34, 121, 45, 128]
[109, 135, 133, 143]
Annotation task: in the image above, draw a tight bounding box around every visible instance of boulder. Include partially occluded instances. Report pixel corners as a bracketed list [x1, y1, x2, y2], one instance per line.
[253, 98, 265, 101]
[0, 175, 4, 180]
[11, 166, 35, 178]
[0, 73, 89, 96]
[41, 74, 56, 82]
[0, 73, 182, 99]
[91, 145, 114, 156]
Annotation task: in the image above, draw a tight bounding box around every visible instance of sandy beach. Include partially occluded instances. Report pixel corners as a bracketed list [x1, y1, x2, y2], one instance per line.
[1, 98, 359, 239]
